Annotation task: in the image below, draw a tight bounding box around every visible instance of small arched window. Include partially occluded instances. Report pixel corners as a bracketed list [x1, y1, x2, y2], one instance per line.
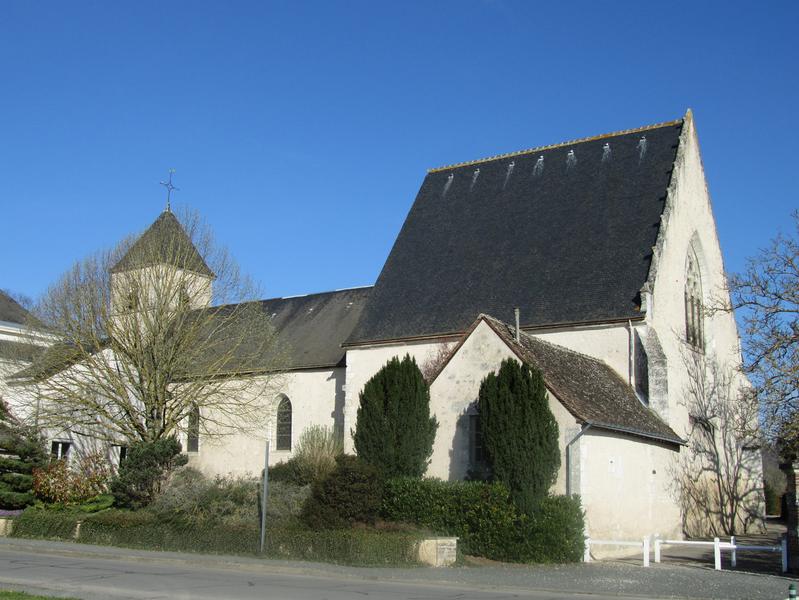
[276, 396, 292, 451]
[685, 250, 704, 351]
[187, 404, 200, 453]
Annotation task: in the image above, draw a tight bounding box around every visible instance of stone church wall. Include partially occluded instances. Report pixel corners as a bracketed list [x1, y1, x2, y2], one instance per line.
[191, 367, 344, 477]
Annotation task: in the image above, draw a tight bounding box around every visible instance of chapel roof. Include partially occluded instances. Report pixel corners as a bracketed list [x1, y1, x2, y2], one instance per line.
[347, 116, 685, 345]
[110, 210, 214, 277]
[209, 286, 372, 372]
[435, 314, 683, 446]
[0, 291, 32, 326]
[13, 286, 372, 381]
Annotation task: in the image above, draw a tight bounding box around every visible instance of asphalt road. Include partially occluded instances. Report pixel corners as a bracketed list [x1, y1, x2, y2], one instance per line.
[0, 539, 793, 600]
[0, 546, 636, 600]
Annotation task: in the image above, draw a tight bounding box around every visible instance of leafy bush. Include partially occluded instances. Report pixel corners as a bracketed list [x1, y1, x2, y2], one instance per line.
[764, 481, 782, 516]
[514, 495, 585, 563]
[150, 466, 309, 526]
[478, 359, 560, 513]
[268, 459, 308, 485]
[382, 478, 584, 563]
[302, 455, 382, 529]
[265, 526, 421, 565]
[10, 507, 81, 540]
[293, 426, 343, 484]
[32, 452, 111, 505]
[110, 438, 187, 509]
[353, 355, 438, 478]
[382, 477, 517, 558]
[76, 509, 421, 565]
[74, 494, 115, 513]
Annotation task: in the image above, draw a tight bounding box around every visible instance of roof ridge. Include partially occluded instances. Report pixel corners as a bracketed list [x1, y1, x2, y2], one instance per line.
[427, 117, 684, 173]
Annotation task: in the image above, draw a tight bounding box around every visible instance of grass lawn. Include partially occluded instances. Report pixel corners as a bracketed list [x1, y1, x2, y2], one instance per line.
[0, 591, 81, 600]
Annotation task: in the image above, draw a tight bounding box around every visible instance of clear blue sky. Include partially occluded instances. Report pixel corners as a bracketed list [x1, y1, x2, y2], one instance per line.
[1, 1, 797, 301]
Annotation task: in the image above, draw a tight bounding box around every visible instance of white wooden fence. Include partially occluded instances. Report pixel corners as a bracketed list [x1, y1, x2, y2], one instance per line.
[585, 534, 787, 572]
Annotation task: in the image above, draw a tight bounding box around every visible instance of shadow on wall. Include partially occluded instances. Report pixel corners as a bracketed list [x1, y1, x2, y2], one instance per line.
[670, 349, 765, 537]
[448, 403, 489, 482]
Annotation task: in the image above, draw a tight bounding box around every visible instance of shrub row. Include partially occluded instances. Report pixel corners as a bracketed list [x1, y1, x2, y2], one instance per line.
[11, 508, 82, 540]
[382, 478, 584, 563]
[10, 507, 422, 566]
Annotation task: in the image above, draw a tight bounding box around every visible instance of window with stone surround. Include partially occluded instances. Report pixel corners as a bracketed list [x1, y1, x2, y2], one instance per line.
[685, 249, 705, 351]
[276, 396, 292, 451]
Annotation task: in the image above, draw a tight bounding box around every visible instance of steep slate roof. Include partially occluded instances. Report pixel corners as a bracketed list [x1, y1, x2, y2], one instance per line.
[457, 315, 683, 445]
[0, 340, 45, 363]
[110, 211, 214, 277]
[245, 287, 372, 370]
[348, 118, 684, 345]
[0, 291, 31, 325]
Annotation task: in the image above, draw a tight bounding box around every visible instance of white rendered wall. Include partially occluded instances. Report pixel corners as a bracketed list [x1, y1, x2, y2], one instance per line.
[579, 429, 681, 542]
[428, 320, 577, 489]
[646, 114, 746, 436]
[343, 339, 452, 453]
[531, 323, 631, 383]
[190, 367, 344, 477]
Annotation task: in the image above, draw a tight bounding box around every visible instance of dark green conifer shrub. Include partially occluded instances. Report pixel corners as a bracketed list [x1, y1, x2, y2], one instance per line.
[109, 437, 187, 509]
[301, 455, 382, 529]
[0, 399, 46, 509]
[478, 359, 560, 514]
[353, 355, 437, 478]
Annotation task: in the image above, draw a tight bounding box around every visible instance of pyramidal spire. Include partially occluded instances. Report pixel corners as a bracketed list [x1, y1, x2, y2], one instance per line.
[110, 210, 214, 278]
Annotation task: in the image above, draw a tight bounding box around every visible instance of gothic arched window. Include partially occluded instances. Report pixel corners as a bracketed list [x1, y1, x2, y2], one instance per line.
[685, 250, 704, 351]
[276, 396, 292, 451]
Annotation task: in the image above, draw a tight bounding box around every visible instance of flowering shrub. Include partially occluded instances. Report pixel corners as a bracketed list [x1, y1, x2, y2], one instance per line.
[33, 452, 111, 505]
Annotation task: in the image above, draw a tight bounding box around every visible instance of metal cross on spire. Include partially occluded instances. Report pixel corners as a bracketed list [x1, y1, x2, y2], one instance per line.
[159, 169, 179, 212]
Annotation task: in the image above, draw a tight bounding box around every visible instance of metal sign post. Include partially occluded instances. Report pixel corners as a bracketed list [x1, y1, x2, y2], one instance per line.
[259, 439, 269, 553]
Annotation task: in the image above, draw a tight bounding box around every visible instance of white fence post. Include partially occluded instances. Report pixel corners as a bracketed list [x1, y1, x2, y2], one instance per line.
[584, 538, 591, 563]
[643, 537, 650, 567]
[730, 536, 736, 568]
[782, 534, 789, 573]
[654, 536, 661, 563]
[713, 537, 721, 571]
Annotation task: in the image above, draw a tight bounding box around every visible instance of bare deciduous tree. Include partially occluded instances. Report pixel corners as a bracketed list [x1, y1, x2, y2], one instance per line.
[724, 211, 798, 453]
[676, 352, 764, 536]
[13, 207, 286, 445]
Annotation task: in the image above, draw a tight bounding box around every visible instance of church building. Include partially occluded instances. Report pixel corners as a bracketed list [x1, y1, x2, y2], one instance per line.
[5, 110, 756, 542]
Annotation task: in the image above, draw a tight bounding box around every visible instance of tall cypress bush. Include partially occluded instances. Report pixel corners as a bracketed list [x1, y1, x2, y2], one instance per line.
[353, 355, 438, 478]
[478, 359, 559, 513]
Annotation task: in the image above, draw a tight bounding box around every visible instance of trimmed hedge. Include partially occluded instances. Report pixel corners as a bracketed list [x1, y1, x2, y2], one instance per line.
[10, 507, 422, 566]
[301, 455, 382, 529]
[79, 510, 259, 555]
[266, 528, 421, 566]
[11, 508, 81, 540]
[382, 478, 584, 563]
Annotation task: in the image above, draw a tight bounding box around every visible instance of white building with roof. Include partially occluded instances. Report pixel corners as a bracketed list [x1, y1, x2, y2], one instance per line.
[4, 110, 762, 543]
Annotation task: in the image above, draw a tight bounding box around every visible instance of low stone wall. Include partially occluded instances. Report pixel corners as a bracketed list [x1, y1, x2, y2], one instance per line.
[0, 518, 13, 537]
[417, 537, 457, 567]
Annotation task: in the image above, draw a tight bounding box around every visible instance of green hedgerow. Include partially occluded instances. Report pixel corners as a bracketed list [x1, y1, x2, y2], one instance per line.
[382, 477, 584, 563]
[301, 455, 382, 529]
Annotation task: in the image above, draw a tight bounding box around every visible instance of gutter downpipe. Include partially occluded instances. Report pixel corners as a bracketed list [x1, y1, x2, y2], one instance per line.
[627, 319, 635, 388]
[565, 423, 592, 497]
